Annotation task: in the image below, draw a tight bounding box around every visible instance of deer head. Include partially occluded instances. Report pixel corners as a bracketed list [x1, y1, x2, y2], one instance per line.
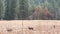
[35, 5, 41, 16]
[43, 8, 49, 16]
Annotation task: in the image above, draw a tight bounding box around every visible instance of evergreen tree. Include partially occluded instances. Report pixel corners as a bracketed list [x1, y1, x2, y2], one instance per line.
[5, 0, 16, 20]
[0, 0, 7, 20]
[14, 0, 20, 20]
[19, 0, 28, 20]
[0, 0, 1, 20]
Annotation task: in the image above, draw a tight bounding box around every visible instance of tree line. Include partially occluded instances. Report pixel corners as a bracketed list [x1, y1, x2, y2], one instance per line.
[0, 0, 60, 20]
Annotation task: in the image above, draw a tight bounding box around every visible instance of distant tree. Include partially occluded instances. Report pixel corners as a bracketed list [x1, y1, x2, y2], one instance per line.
[14, 0, 20, 20]
[19, 0, 29, 20]
[0, 0, 1, 20]
[0, 0, 7, 20]
[5, 0, 16, 20]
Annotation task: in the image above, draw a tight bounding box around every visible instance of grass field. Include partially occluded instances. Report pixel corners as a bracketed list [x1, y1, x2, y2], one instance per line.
[0, 20, 60, 34]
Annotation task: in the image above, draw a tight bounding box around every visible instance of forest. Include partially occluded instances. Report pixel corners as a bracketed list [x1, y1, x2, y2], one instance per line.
[0, 0, 60, 20]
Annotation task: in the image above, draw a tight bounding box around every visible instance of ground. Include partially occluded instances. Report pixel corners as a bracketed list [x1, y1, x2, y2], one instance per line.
[0, 20, 60, 34]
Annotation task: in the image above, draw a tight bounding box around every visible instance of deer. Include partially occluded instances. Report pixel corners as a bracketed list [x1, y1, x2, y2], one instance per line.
[42, 8, 55, 20]
[27, 5, 42, 20]
[27, 5, 55, 20]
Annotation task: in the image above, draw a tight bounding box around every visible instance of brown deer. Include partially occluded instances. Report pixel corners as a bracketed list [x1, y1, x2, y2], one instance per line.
[28, 5, 41, 20]
[42, 8, 54, 20]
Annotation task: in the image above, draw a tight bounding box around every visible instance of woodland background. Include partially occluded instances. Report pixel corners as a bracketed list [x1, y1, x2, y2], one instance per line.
[0, 0, 60, 20]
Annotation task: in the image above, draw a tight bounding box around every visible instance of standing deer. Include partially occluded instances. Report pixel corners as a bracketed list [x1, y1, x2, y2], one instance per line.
[28, 5, 41, 20]
[42, 8, 55, 20]
[27, 6, 55, 20]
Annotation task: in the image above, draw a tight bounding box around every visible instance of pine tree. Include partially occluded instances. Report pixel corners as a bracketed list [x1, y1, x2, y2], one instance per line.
[19, 0, 28, 20]
[0, 0, 7, 20]
[14, 0, 20, 20]
[0, 0, 2, 20]
[5, 0, 16, 20]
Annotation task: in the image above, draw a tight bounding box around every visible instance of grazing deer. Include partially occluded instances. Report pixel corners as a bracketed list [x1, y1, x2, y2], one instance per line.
[28, 5, 41, 20]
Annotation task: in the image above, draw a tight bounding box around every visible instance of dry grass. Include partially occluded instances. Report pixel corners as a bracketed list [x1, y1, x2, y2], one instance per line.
[0, 20, 60, 34]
